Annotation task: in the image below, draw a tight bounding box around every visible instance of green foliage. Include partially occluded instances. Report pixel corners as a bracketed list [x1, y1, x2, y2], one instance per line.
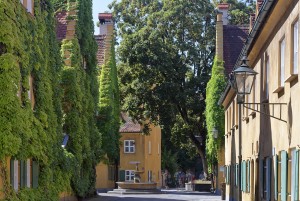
[59, 0, 101, 198]
[0, 0, 72, 200]
[112, 0, 215, 174]
[161, 148, 178, 176]
[97, 40, 120, 162]
[0, 0, 101, 200]
[205, 57, 226, 167]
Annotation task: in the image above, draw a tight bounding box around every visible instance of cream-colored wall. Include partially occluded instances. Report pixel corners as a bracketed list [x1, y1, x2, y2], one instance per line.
[223, 1, 300, 200]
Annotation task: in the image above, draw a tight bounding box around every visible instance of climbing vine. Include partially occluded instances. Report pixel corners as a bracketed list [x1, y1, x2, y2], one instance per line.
[97, 39, 120, 163]
[0, 0, 73, 200]
[205, 57, 226, 168]
[0, 0, 100, 200]
[58, 0, 101, 198]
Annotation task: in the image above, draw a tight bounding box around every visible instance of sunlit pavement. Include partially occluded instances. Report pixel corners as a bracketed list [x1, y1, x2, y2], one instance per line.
[84, 189, 221, 201]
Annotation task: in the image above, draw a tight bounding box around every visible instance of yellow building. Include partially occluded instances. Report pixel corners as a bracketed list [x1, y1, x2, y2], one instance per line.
[118, 113, 162, 187]
[220, 0, 300, 200]
[95, 113, 162, 190]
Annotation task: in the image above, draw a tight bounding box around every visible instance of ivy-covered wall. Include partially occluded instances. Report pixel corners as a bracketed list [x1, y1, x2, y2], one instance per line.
[205, 57, 226, 167]
[56, 0, 101, 198]
[0, 0, 73, 200]
[0, 0, 102, 200]
[97, 39, 120, 163]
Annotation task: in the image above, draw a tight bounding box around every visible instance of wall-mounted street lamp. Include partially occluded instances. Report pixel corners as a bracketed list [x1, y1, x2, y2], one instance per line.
[230, 56, 287, 122]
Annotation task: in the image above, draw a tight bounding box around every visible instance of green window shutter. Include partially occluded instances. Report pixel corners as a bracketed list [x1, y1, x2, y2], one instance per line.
[259, 159, 264, 198]
[225, 166, 227, 184]
[247, 160, 250, 193]
[229, 165, 231, 184]
[20, 160, 25, 188]
[281, 151, 288, 201]
[119, 170, 125, 182]
[243, 161, 246, 192]
[266, 157, 271, 201]
[295, 150, 299, 201]
[10, 159, 14, 187]
[274, 154, 278, 200]
[32, 161, 39, 188]
[235, 164, 238, 186]
[240, 161, 244, 191]
[226, 166, 228, 184]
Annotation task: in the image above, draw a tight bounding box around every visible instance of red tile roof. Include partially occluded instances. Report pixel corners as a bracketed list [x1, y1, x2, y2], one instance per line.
[99, 13, 113, 20]
[95, 35, 106, 67]
[55, 11, 67, 41]
[119, 113, 141, 133]
[223, 25, 248, 77]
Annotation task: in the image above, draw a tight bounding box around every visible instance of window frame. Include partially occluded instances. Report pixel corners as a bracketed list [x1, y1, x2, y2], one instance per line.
[292, 19, 299, 75]
[279, 37, 286, 87]
[124, 140, 135, 153]
[125, 170, 135, 182]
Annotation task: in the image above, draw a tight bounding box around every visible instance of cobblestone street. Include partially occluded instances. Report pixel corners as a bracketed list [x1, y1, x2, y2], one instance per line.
[85, 190, 221, 201]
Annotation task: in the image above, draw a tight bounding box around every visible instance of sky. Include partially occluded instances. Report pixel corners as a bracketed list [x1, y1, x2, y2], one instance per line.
[92, 0, 113, 35]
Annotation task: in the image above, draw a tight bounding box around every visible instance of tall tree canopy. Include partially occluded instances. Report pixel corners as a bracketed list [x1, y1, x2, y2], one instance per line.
[111, 0, 215, 174]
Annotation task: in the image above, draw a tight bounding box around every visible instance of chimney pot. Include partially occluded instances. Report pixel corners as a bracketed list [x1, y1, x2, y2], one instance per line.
[217, 3, 230, 25]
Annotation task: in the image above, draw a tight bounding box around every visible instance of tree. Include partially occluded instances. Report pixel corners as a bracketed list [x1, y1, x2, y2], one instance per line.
[205, 57, 226, 168]
[111, 0, 215, 175]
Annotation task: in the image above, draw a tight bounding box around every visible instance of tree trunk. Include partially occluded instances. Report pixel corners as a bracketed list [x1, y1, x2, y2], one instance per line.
[198, 147, 209, 178]
[189, 132, 209, 177]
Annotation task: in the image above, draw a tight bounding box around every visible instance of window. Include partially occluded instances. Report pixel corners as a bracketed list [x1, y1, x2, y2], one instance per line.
[10, 159, 19, 191]
[125, 170, 135, 182]
[148, 170, 152, 182]
[279, 38, 286, 87]
[265, 55, 270, 98]
[293, 20, 299, 74]
[26, 159, 31, 187]
[148, 141, 151, 154]
[124, 140, 135, 153]
[262, 158, 271, 199]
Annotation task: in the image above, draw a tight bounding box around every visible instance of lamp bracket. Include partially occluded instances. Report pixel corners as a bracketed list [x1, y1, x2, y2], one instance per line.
[243, 102, 287, 123]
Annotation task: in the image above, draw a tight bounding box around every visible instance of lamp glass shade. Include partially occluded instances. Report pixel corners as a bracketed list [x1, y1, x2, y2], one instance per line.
[233, 64, 257, 95]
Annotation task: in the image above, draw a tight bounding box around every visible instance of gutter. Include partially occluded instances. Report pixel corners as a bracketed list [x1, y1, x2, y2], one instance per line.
[218, 0, 277, 106]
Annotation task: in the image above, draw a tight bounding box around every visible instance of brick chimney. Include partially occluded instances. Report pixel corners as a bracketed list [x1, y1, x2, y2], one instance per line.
[215, 3, 229, 60]
[96, 13, 114, 67]
[218, 3, 230, 25]
[249, 13, 256, 32]
[256, 0, 264, 17]
[216, 10, 224, 60]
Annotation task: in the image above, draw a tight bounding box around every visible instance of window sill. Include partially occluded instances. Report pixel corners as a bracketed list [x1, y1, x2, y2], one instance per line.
[273, 86, 284, 93]
[242, 116, 249, 123]
[285, 74, 298, 83]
